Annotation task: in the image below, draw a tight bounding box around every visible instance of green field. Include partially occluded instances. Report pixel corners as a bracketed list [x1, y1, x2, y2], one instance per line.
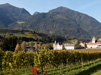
[92, 70, 101, 75]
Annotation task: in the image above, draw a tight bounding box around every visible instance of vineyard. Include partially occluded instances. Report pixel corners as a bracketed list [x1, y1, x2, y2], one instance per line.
[75, 49, 101, 52]
[0, 49, 101, 75]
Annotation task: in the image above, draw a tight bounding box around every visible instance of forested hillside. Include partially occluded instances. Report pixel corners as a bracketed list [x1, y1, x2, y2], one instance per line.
[8, 7, 101, 38]
[0, 28, 78, 51]
[0, 3, 31, 28]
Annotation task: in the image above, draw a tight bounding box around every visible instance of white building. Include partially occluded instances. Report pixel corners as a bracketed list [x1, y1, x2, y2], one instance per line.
[80, 37, 101, 49]
[80, 42, 85, 47]
[96, 42, 101, 48]
[86, 43, 97, 48]
[64, 44, 75, 50]
[53, 41, 63, 50]
[85, 37, 97, 48]
[53, 41, 75, 50]
[96, 38, 101, 48]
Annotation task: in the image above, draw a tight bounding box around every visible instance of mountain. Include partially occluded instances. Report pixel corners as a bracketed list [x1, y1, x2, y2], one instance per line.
[0, 4, 100, 38]
[0, 3, 31, 28]
[8, 6, 101, 38]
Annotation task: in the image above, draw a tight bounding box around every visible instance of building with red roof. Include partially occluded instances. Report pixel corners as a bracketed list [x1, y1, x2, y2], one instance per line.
[80, 37, 101, 48]
[85, 43, 97, 48]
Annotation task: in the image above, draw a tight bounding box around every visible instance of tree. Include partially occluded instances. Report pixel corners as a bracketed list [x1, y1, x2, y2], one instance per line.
[41, 43, 53, 50]
[0, 42, 3, 50]
[15, 43, 21, 51]
[21, 41, 26, 51]
[1, 36, 17, 51]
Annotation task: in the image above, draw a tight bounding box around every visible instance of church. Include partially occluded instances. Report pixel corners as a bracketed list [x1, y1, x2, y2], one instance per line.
[80, 37, 101, 48]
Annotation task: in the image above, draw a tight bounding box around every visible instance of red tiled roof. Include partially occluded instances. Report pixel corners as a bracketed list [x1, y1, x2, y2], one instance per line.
[96, 42, 101, 44]
[86, 43, 97, 45]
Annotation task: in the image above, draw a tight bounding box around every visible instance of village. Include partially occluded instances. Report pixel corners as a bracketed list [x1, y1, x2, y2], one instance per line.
[23, 36, 101, 52]
[53, 37, 101, 50]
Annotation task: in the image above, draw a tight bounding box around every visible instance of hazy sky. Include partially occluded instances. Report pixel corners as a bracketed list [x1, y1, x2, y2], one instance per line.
[0, 0, 101, 22]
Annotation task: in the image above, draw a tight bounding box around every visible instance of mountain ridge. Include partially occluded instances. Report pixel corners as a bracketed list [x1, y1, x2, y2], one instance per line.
[0, 4, 101, 38]
[8, 6, 101, 38]
[0, 3, 31, 28]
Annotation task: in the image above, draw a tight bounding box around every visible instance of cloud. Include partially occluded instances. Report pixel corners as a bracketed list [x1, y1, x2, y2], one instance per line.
[78, 0, 100, 10]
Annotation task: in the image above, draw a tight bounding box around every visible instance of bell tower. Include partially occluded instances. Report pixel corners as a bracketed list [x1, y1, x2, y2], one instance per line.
[92, 37, 96, 43]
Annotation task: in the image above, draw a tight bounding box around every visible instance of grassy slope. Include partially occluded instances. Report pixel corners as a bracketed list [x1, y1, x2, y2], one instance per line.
[91, 70, 101, 75]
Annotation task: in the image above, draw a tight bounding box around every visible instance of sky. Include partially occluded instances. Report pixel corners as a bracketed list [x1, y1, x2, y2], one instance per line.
[0, 0, 101, 22]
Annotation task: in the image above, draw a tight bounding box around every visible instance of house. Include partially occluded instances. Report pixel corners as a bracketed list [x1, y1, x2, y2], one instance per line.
[53, 41, 75, 50]
[25, 45, 35, 52]
[53, 41, 63, 50]
[24, 42, 41, 52]
[64, 44, 75, 50]
[85, 37, 97, 48]
[96, 42, 101, 48]
[85, 43, 97, 48]
[80, 42, 85, 47]
[96, 38, 101, 48]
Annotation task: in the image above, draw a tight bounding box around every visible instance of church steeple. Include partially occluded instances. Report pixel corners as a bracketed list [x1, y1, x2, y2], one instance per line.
[92, 37, 96, 43]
